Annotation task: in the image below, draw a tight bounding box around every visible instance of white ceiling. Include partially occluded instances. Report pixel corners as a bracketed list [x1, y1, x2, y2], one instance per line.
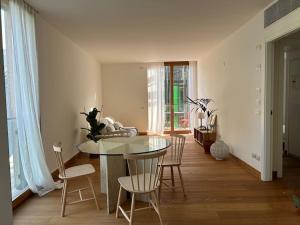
[27, 0, 273, 63]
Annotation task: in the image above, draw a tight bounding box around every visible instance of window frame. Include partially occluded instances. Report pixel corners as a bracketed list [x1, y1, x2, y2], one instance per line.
[164, 61, 191, 134]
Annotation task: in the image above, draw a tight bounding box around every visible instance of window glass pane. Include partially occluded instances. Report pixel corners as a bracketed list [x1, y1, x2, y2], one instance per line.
[164, 65, 171, 131]
[173, 65, 190, 131]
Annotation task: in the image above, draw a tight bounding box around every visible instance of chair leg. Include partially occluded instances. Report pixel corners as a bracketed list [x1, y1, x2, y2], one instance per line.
[159, 166, 164, 200]
[61, 180, 68, 217]
[116, 185, 122, 218]
[177, 166, 186, 196]
[170, 166, 175, 187]
[87, 176, 99, 210]
[152, 191, 163, 225]
[148, 192, 152, 208]
[129, 193, 135, 225]
[61, 180, 64, 204]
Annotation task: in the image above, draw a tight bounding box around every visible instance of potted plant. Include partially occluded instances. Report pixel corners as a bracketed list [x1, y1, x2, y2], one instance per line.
[186, 97, 217, 130]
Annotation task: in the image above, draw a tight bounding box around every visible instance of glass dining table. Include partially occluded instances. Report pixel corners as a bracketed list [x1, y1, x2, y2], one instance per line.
[77, 136, 171, 213]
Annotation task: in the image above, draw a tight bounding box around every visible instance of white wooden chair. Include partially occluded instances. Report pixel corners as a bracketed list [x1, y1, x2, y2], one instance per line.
[159, 134, 186, 197]
[116, 150, 167, 225]
[53, 143, 99, 217]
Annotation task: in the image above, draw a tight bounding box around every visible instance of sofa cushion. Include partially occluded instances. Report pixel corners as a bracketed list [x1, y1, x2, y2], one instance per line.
[105, 117, 115, 125]
[106, 124, 116, 133]
[113, 121, 123, 130]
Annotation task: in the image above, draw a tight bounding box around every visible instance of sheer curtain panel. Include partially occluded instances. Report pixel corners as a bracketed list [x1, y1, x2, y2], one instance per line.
[188, 61, 198, 130]
[147, 63, 165, 134]
[3, 0, 57, 196]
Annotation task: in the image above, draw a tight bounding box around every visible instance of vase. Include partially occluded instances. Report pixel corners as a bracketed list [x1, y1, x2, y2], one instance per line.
[210, 140, 229, 160]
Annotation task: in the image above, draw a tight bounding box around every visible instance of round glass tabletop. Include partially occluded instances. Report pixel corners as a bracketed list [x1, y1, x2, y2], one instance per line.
[76, 136, 171, 156]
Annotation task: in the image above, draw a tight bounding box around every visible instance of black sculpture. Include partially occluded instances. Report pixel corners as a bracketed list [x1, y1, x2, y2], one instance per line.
[81, 107, 105, 142]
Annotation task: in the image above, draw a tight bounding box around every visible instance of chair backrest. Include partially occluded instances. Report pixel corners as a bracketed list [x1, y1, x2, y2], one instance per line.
[53, 142, 66, 178]
[124, 150, 167, 192]
[169, 134, 186, 164]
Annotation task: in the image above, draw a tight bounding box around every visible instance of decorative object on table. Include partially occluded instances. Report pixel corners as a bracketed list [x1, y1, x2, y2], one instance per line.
[194, 128, 216, 154]
[186, 97, 217, 130]
[80, 107, 105, 142]
[198, 112, 206, 130]
[292, 195, 300, 209]
[209, 114, 217, 131]
[210, 140, 230, 160]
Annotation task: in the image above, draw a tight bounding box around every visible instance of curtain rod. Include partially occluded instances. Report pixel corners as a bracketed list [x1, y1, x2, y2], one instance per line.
[23, 0, 39, 14]
[5, 0, 39, 14]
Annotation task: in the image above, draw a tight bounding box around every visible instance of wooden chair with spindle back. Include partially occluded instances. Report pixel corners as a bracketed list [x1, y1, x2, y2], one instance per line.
[116, 149, 167, 225]
[53, 142, 99, 217]
[159, 134, 186, 197]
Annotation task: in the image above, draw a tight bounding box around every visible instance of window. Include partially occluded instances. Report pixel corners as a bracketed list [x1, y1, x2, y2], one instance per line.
[164, 62, 191, 133]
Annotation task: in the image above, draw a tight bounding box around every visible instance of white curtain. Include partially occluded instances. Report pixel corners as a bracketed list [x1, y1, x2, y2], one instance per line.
[147, 63, 165, 134]
[188, 61, 198, 130]
[4, 0, 57, 196]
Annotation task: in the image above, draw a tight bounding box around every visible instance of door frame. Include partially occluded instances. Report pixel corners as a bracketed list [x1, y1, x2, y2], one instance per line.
[276, 48, 300, 177]
[263, 41, 275, 181]
[264, 37, 300, 181]
[263, 6, 300, 181]
[164, 61, 191, 134]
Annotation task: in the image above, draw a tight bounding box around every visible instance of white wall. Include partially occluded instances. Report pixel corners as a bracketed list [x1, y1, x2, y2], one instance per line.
[198, 12, 265, 171]
[101, 63, 148, 132]
[0, 30, 13, 225]
[36, 16, 102, 172]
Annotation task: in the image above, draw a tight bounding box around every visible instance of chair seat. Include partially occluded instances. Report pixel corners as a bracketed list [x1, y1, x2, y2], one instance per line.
[160, 159, 180, 166]
[59, 164, 95, 179]
[118, 173, 159, 193]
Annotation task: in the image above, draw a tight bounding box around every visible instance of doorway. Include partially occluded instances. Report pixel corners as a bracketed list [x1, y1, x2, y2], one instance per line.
[164, 62, 191, 134]
[272, 31, 300, 180]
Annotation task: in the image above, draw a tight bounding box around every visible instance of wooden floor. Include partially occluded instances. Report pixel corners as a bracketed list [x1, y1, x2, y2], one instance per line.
[13, 137, 300, 225]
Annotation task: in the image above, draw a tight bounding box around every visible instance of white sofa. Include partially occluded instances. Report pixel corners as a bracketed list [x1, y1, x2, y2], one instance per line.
[96, 117, 138, 139]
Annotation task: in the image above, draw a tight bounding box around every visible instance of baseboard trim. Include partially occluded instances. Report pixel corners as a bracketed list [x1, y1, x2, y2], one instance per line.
[230, 154, 261, 180]
[138, 131, 148, 136]
[13, 189, 33, 209]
